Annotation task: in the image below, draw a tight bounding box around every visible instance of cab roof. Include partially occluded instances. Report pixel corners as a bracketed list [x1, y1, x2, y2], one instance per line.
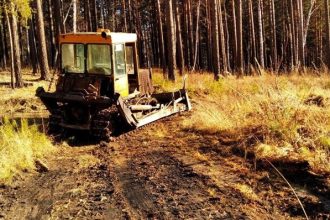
[59, 31, 137, 44]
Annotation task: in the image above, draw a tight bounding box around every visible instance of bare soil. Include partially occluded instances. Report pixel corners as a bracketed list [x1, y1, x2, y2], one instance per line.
[0, 114, 329, 219]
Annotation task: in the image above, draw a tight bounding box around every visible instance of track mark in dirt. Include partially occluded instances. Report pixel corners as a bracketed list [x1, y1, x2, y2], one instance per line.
[104, 147, 230, 219]
[103, 114, 330, 219]
[0, 146, 126, 220]
[116, 162, 157, 217]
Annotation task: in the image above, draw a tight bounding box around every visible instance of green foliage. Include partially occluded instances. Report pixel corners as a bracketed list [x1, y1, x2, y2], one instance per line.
[319, 136, 330, 150]
[0, 118, 54, 184]
[13, 0, 32, 22]
[0, 0, 32, 25]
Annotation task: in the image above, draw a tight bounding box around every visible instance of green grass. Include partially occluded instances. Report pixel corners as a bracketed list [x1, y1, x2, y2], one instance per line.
[0, 118, 54, 184]
[153, 69, 330, 174]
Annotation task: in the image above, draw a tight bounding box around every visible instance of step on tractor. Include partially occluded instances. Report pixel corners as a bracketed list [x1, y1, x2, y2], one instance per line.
[36, 29, 191, 140]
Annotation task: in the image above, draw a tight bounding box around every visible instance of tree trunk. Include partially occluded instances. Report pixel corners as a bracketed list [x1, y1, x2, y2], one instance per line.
[48, 0, 56, 67]
[122, 0, 128, 32]
[36, 0, 50, 80]
[128, 0, 133, 32]
[175, 0, 185, 75]
[192, 0, 201, 71]
[297, 0, 305, 69]
[304, 0, 316, 47]
[91, 0, 97, 31]
[223, 3, 231, 72]
[25, 27, 30, 67]
[257, 0, 265, 68]
[112, 0, 117, 31]
[18, 24, 24, 67]
[53, 0, 64, 35]
[10, 3, 23, 87]
[84, 0, 92, 31]
[166, 0, 176, 81]
[4, 7, 14, 88]
[269, 0, 277, 71]
[133, 0, 145, 67]
[205, 0, 212, 71]
[183, 0, 190, 69]
[187, 0, 194, 69]
[156, 0, 166, 76]
[325, 0, 330, 67]
[231, 0, 238, 70]
[100, 0, 105, 28]
[29, 18, 39, 74]
[73, 0, 77, 33]
[218, 1, 228, 73]
[248, 0, 256, 68]
[210, 0, 220, 80]
[0, 19, 7, 69]
[289, 0, 298, 70]
[236, 0, 243, 76]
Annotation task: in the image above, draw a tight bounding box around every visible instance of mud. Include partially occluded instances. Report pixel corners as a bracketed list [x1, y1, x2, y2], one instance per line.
[0, 114, 329, 219]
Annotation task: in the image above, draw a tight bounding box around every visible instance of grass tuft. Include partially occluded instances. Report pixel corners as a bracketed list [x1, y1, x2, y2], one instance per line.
[234, 183, 259, 202]
[0, 118, 54, 184]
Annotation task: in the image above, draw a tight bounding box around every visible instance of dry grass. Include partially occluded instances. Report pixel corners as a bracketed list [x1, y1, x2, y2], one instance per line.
[76, 154, 100, 171]
[0, 70, 54, 185]
[0, 70, 51, 116]
[153, 69, 330, 174]
[0, 118, 54, 184]
[193, 152, 209, 163]
[234, 183, 260, 202]
[0, 70, 50, 101]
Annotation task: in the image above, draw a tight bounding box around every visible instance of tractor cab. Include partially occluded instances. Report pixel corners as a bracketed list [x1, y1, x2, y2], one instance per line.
[57, 29, 151, 98]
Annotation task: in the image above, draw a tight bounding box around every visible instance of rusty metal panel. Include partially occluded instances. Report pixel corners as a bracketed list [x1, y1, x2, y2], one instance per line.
[59, 34, 111, 44]
[138, 69, 154, 95]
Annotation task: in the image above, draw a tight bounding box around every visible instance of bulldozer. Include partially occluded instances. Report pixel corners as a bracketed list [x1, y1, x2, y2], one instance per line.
[36, 29, 191, 140]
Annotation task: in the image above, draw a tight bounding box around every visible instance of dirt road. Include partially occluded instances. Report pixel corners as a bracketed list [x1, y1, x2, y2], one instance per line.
[0, 114, 329, 219]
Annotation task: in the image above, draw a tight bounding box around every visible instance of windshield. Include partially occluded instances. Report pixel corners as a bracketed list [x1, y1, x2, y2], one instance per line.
[61, 44, 85, 73]
[87, 44, 112, 75]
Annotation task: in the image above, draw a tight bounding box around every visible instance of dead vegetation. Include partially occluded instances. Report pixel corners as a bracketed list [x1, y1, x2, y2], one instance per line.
[153, 70, 330, 175]
[0, 71, 49, 116]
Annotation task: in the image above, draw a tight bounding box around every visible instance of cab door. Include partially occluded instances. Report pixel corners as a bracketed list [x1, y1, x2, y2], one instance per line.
[113, 44, 129, 97]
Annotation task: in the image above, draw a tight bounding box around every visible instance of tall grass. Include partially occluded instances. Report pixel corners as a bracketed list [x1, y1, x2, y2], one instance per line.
[153, 70, 330, 174]
[0, 118, 54, 184]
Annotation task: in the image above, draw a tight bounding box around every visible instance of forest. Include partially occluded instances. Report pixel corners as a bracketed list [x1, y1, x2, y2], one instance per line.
[0, 0, 330, 219]
[0, 0, 330, 84]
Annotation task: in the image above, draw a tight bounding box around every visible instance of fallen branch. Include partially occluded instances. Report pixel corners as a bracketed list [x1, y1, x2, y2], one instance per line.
[266, 159, 309, 220]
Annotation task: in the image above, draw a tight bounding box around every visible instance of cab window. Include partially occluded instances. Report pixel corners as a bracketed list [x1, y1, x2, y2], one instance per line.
[113, 44, 126, 75]
[125, 45, 135, 75]
[87, 44, 112, 75]
[61, 44, 85, 73]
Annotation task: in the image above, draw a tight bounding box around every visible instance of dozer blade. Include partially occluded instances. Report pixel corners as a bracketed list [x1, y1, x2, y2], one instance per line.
[116, 89, 192, 129]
